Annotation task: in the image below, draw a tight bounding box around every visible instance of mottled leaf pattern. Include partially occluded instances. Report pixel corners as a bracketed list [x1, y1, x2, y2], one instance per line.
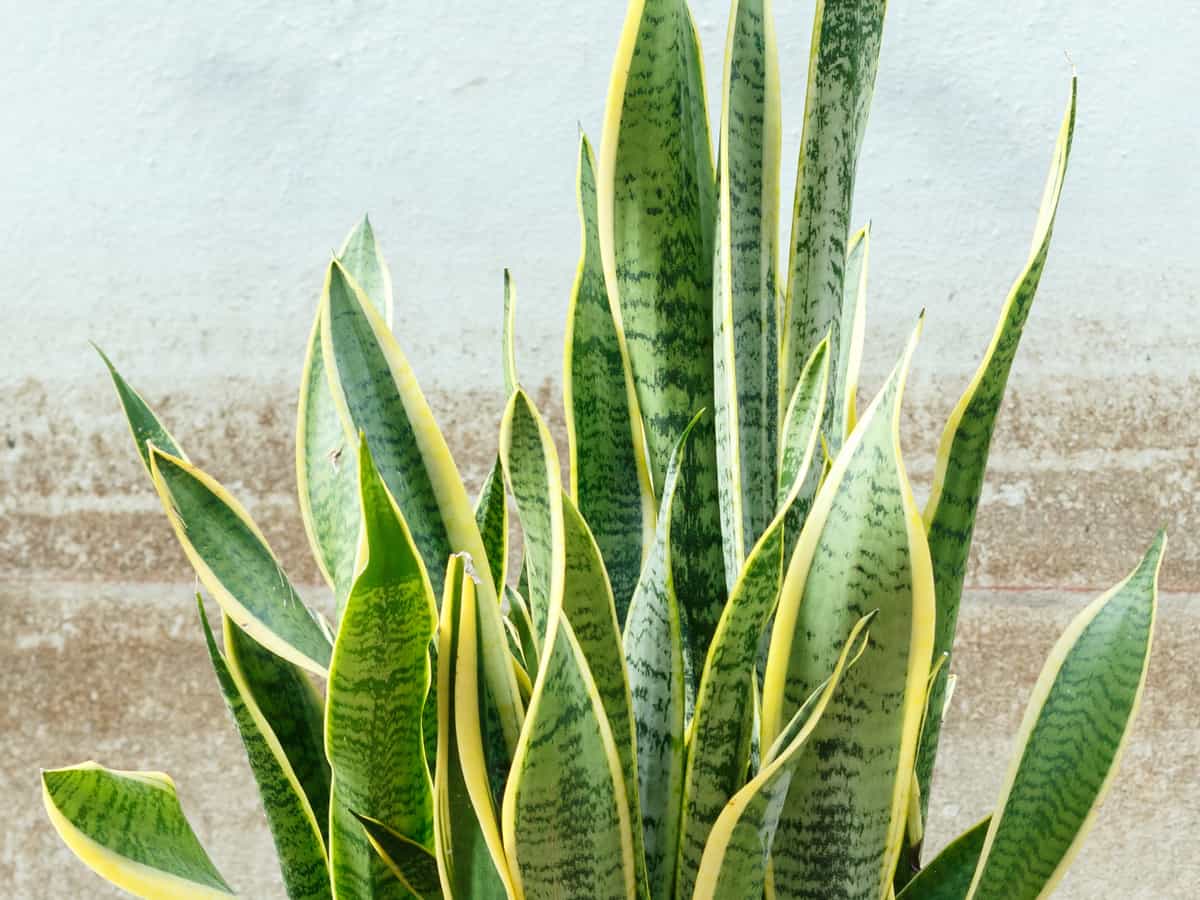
[966, 532, 1164, 900]
[325, 437, 437, 898]
[564, 134, 655, 622]
[828, 224, 869, 447]
[916, 84, 1077, 828]
[355, 814, 444, 900]
[714, 0, 782, 581]
[199, 602, 331, 900]
[42, 763, 234, 898]
[148, 446, 333, 677]
[95, 345, 186, 470]
[762, 324, 934, 899]
[474, 457, 509, 595]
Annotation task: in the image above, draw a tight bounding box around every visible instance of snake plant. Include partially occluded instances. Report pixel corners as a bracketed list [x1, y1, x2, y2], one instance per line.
[42, 2, 1166, 899]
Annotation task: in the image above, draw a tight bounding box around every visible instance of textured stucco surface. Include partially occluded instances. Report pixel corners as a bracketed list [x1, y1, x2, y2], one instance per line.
[1, 0, 1197, 896]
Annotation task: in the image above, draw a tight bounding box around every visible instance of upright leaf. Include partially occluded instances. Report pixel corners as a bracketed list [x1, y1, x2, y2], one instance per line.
[965, 532, 1165, 900]
[502, 269, 519, 396]
[326, 437, 438, 898]
[622, 414, 701, 899]
[199, 601, 331, 900]
[355, 814, 444, 900]
[714, 0, 782, 578]
[148, 446, 333, 677]
[779, 0, 886, 431]
[321, 259, 523, 753]
[897, 818, 990, 900]
[916, 82, 1077, 829]
[564, 133, 656, 622]
[762, 322, 934, 899]
[691, 614, 874, 900]
[95, 345, 186, 470]
[474, 457, 509, 595]
[42, 763, 234, 898]
[296, 217, 394, 615]
[829, 224, 869, 446]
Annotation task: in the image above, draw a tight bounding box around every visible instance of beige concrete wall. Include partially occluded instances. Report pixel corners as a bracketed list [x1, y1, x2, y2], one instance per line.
[2, 0, 1197, 896]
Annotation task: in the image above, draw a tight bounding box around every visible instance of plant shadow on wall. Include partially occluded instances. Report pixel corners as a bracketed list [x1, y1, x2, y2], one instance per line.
[39, 1, 1167, 899]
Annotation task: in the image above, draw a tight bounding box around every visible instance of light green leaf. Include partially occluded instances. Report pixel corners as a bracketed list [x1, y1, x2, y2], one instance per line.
[965, 531, 1165, 900]
[94, 345, 186, 471]
[829, 224, 869, 447]
[296, 217, 394, 616]
[433, 556, 517, 900]
[779, 0, 886, 435]
[42, 762, 235, 898]
[762, 322, 934, 899]
[623, 413, 702, 899]
[896, 818, 990, 900]
[917, 81, 1077, 824]
[502, 614, 636, 900]
[714, 0, 782, 580]
[326, 436, 438, 898]
[502, 269, 519, 396]
[474, 457, 509, 596]
[692, 612, 874, 900]
[199, 602, 330, 900]
[504, 586, 540, 677]
[564, 133, 656, 622]
[148, 446, 333, 678]
[320, 258, 524, 754]
[354, 814, 444, 900]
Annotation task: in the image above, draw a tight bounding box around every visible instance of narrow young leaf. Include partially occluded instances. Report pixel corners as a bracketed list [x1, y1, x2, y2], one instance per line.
[779, 0, 886, 433]
[325, 436, 438, 897]
[474, 457, 509, 596]
[42, 763, 235, 898]
[564, 133, 656, 622]
[148, 446, 333, 678]
[714, 0, 782, 579]
[199, 601, 331, 900]
[94, 345, 186, 471]
[917, 82, 1078, 822]
[762, 322, 934, 899]
[965, 531, 1165, 900]
[828, 224, 870, 447]
[354, 813, 444, 900]
[896, 818, 990, 900]
[502, 269, 519, 396]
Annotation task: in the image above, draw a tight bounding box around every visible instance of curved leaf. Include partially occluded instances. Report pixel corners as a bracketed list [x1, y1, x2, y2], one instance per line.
[897, 818, 990, 900]
[564, 132, 655, 622]
[199, 602, 330, 900]
[762, 321, 934, 898]
[714, 0, 782, 578]
[965, 531, 1165, 900]
[148, 446, 333, 677]
[42, 763, 234, 898]
[355, 813, 444, 900]
[916, 82, 1078, 825]
[325, 437, 438, 898]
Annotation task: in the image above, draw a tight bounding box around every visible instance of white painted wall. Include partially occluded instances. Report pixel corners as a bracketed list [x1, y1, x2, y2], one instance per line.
[2, 1, 1196, 398]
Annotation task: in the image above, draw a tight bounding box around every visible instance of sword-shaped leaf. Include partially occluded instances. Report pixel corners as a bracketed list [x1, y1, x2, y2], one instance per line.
[198, 601, 331, 900]
[564, 133, 655, 622]
[829, 224, 869, 446]
[42, 763, 235, 898]
[296, 217, 394, 616]
[502, 608, 637, 900]
[600, 0, 727, 668]
[148, 446, 333, 678]
[896, 818, 990, 900]
[774, 335, 832, 562]
[355, 813, 444, 900]
[474, 457, 509, 595]
[779, 0, 886, 432]
[321, 258, 523, 754]
[623, 412, 702, 899]
[502, 269, 519, 396]
[916, 81, 1077, 828]
[714, 0, 782, 579]
[433, 557, 515, 900]
[965, 531, 1165, 900]
[692, 613, 874, 900]
[505, 586, 540, 677]
[675, 342, 826, 900]
[95, 345, 186, 470]
[326, 437, 438, 898]
[762, 321, 934, 899]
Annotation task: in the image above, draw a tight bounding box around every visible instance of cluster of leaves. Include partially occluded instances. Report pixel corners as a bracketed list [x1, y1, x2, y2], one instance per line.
[42, 1, 1166, 899]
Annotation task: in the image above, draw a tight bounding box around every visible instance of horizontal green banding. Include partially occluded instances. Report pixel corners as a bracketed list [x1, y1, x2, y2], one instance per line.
[504, 616, 635, 900]
[967, 532, 1163, 900]
[565, 134, 652, 623]
[896, 817, 989, 900]
[828, 224, 869, 448]
[355, 813, 444, 899]
[200, 604, 331, 900]
[338, 215, 395, 329]
[916, 82, 1077, 827]
[326, 438, 438, 899]
[713, 0, 782, 580]
[149, 448, 332, 676]
[225, 615, 331, 846]
[474, 457, 509, 596]
[779, 0, 886, 434]
[42, 763, 233, 895]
